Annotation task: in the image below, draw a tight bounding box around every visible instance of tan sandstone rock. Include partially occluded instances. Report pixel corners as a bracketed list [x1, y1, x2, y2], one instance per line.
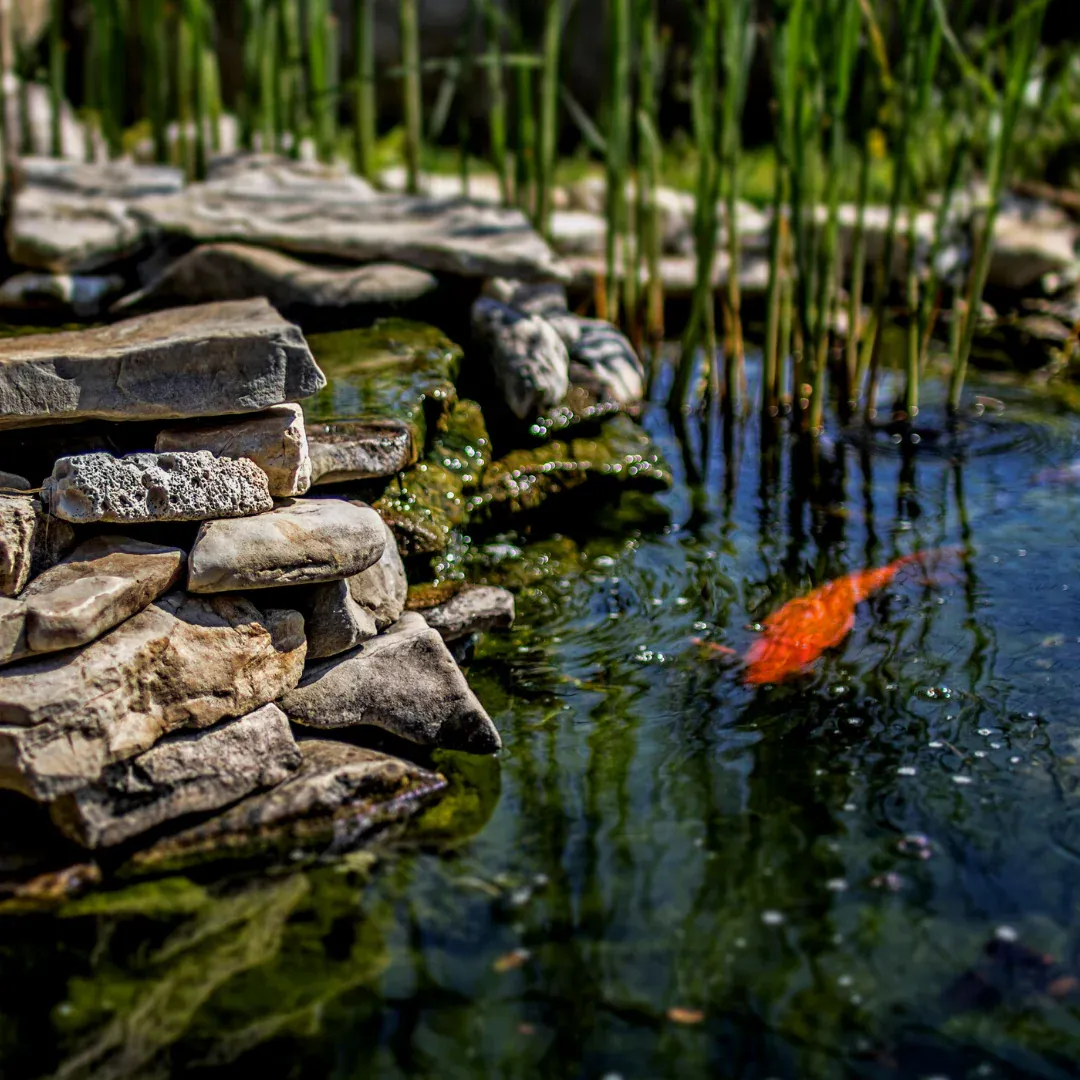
[49, 703, 302, 848]
[187, 498, 385, 592]
[0, 592, 306, 800]
[0, 493, 74, 597]
[155, 404, 312, 497]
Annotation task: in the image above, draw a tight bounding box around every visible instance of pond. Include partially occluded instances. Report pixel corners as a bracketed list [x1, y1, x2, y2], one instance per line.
[3, 356, 1080, 1080]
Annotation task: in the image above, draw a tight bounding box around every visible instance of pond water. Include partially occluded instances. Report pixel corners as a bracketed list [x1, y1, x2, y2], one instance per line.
[4, 358, 1080, 1079]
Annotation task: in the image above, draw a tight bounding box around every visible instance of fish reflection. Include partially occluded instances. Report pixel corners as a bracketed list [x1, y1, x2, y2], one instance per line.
[696, 548, 956, 684]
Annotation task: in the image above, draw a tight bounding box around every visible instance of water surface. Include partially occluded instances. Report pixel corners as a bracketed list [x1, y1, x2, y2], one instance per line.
[4, 362, 1080, 1079]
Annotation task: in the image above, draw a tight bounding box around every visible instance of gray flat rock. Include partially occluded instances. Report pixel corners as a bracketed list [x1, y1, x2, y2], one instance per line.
[187, 498, 385, 593]
[0, 494, 74, 597]
[420, 586, 516, 642]
[348, 518, 408, 631]
[547, 313, 646, 406]
[484, 277, 569, 317]
[132, 154, 568, 282]
[0, 592, 306, 800]
[49, 703, 301, 848]
[18, 535, 185, 654]
[6, 157, 185, 272]
[308, 419, 416, 484]
[0, 471, 31, 491]
[155, 404, 312, 497]
[42, 450, 273, 524]
[117, 243, 439, 312]
[281, 611, 501, 754]
[135, 738, 446, 860]
[471, 297, 570, 420]
[0, 298, 325, 430]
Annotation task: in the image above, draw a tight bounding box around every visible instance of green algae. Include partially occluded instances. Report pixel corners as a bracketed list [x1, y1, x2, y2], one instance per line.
[409, 751, 502, 848]
[430, 398, 491, 490]
[302, 320, 461, 452]
[373, 459, 467, 556]
[473, 413, 672, 515]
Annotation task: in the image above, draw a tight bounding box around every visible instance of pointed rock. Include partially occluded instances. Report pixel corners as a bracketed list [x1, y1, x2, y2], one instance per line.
[0, 592, 306, 801]
[0, 298, 325, 430]
[42, 450, 273, 524]
[48, 703, 301, 848]
[18, 535, 185, 655]
[0, 494, 75, 597]
[187, 498, 385, 592]
[281, 612, 501, 754]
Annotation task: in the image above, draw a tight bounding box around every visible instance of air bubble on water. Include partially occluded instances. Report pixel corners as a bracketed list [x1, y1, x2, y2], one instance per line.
[843, 802, 857, 812]
[850, 994, 863, 1005]
[814, 768, 825, 776]
[990, 742, 1002, 750]
[1018, 549, 1027, 557]
[978, 729, 992, 737]
[1010, 756, 1022, 764]
[693, 621, 708, 631]
[826, 878, 849, 892]
[832, 684, 849, 696]
[593, 555, 616, 568]
[676, 597, 690, 606]
[761, 910, 785, 926]
[994, 925, 1019, 942]
[651, 598, 663, 606]
[953, 775, 974, 785]
[929, 740, 944, 749]
[846, 716, 863, 726]
[886, 683, 898, 691]
[974, 750, 987, 759]
[897, 766, 918, 776]
[838, 974, 854, 987]
[735, 937, 747, 949]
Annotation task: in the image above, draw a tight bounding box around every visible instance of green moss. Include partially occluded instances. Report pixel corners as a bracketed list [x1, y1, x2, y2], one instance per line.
[430, 399, 491, 490]
[373, 459, 466, 556]
[302, 321, 462, 454]
[59, 877, 211, 920]
[410, 751, 501, 847]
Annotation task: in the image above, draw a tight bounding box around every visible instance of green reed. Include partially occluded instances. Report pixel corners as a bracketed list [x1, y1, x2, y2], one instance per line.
[536, 0, 564, 235]
[603, 0, 631, 326]
[637, 0, 664, 352]
[400, 0, 422, 191]
[353, 0, 376, 176]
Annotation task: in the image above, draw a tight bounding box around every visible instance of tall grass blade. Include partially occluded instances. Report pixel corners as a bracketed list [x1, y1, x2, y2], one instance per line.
[400, 0, 423, 191]
[354, 0, 376, 175]
[536, 0, 564, 236]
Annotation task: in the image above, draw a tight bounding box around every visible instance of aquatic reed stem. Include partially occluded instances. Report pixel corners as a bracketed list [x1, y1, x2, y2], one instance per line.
[353, 0, 376, 175]
[400, 0, 423, 191]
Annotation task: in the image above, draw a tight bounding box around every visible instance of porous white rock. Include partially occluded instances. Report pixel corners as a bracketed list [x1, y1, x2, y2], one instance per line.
[42, 450, 273, 524]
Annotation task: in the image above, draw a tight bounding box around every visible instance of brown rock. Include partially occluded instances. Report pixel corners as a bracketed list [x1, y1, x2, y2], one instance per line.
[0, 493, 74, 597]
[0, 592, 306, 800]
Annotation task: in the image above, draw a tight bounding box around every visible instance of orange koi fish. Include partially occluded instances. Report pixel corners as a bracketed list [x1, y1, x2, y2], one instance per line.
[739, 548, 952, 685]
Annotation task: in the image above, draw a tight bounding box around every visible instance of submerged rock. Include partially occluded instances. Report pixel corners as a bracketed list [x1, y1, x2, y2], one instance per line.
[133, 153, 568, 281]
[281, 612, 501, 754]
[0, 298, 325, 430]
[117, 243, 438, 312]
[155, 404, 312, 498]
[476, 413, 671, 514]
[16, 535, 184, 656]
[0, 493, 74, 597]
[419, 585, 516, 642]
[131, 739, 447, 866]
[42, 450, 273, 524]
[6, 157, 184, 272]
[49, 703, 301, 848]
[471, 297, 570, 420]
[0, 592, 306, 801]
[187, 498, 386, 592]
[303, 320, 460, 484]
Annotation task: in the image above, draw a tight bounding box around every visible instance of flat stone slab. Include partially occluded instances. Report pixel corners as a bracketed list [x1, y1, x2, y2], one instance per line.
[187, 498, 385, 592]
[49, 703, 301, 848]
[308, 419, 416, 484]
[471, 297, 570, 420]
[1, 494, 74, 597]
[0, 298, 325, 431]
[6, 157, 185, 273]
[132, 154, 568, 282]
[42, 450, 273, 524]
[117, 243, 439, 312]
[0, 592, 306, 800]
[419, 586, 516, 642]
[18, 536, 185, 655]
[281, 611, 501, 754]
[155, 404, 312, 497]
[131, 739, 446, 865]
